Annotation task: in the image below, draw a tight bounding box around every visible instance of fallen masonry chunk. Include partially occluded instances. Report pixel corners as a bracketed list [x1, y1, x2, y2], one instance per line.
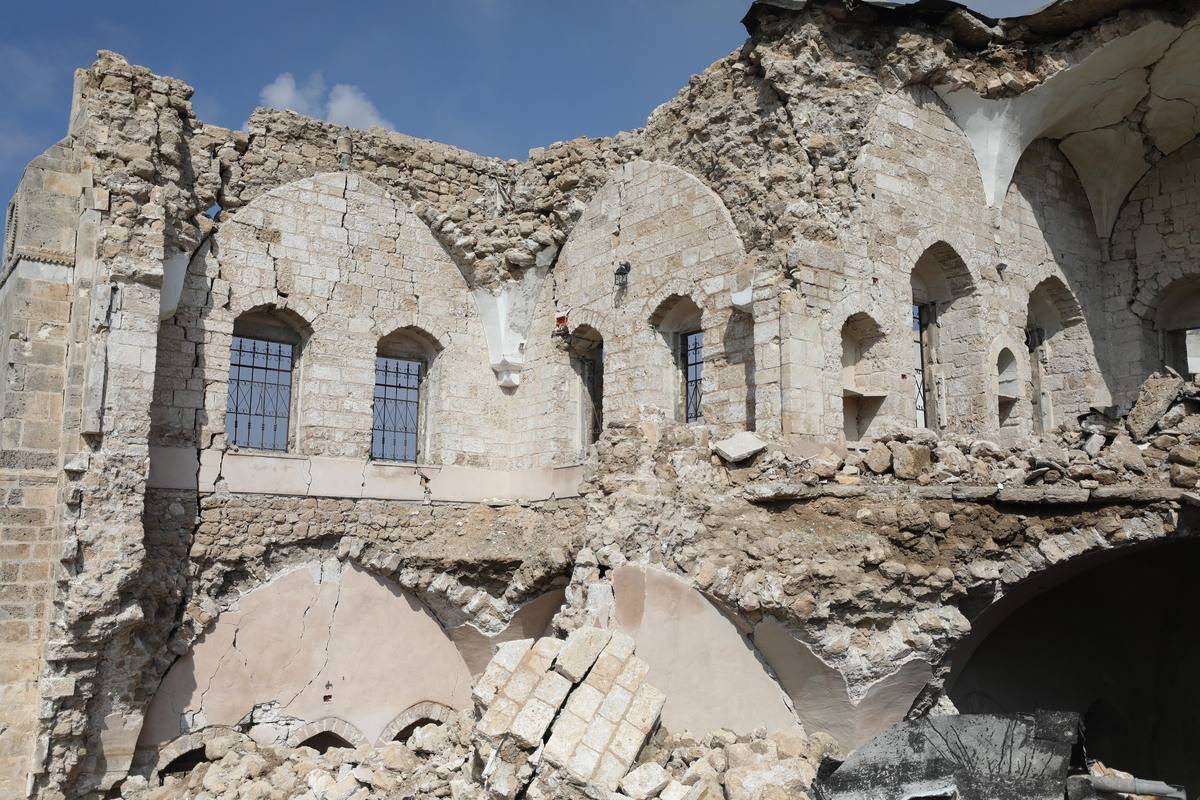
[472, 628, 665, 800]
[713, 431, 767, 463]
[621, 762, 671, 799]
[1127, 371, 1184, 439]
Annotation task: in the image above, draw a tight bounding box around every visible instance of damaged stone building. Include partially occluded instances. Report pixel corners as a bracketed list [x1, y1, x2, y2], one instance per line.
[3, 0, 1200, 797]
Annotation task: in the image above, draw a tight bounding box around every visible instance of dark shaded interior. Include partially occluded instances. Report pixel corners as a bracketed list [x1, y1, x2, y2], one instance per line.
[949, 538, 1200, 795]
[298, 731, 353, 754]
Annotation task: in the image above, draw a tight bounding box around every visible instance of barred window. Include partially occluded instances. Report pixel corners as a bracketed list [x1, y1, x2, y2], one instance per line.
[682, 330, 703, 423]
[226, 336, 295, 451]
[372, 356, 423, 462]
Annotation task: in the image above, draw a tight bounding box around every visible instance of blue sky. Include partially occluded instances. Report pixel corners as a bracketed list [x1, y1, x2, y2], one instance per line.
[0, 0, 1045, 204]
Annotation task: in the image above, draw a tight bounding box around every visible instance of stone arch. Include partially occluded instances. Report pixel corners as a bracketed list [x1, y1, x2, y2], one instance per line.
[1147, 275, 1200, 379]
[552, 160, 752, 430]
[149, 727, 251, 781]
[944, 533, 1200, 795]
[1024, 275, 1096, 430]
[375, 701, 456, 745]
[287, 717, 368, 749]
[186, 170, 504, 464]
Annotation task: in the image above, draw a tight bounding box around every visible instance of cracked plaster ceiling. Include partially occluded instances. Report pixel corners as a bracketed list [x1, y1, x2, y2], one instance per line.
[937, 13, 1200, 237]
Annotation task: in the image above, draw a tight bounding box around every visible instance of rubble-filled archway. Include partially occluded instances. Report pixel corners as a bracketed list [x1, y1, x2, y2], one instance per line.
[947, 536, 1200, 795]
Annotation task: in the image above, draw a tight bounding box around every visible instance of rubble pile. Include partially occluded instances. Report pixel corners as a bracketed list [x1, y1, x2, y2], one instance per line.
[117, 629, 834, 800]
[743, 372, 1200, 497]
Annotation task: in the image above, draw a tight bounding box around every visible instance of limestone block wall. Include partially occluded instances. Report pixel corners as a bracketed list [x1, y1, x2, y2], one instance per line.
[811, 88, 1108, 439]
[1109, 139, 1200, 404]
[550, 160, 755, 434]
[0, 261, 72, 800]
[152, 172, 510, 468]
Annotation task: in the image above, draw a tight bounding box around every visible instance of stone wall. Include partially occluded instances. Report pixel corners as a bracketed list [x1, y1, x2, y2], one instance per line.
[3, 2, 1200, 797]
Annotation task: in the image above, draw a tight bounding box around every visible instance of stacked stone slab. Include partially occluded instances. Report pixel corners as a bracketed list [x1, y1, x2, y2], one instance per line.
[472, 627, 666, 799]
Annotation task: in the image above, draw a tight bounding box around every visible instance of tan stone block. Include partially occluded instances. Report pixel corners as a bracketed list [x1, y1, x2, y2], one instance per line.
[532, 670, 572, 709]
[501, 666, 540, 704]
[615, 655, 650, 691]
[594, 752, 630, 792]
[624, 683, 666, 730]
[543, 711, 587, 767]
[477, 695, 519, 739]
[563, 682, 605, 720]
[581, 714, 616, 752]
[609, 720, 648, 764]
[553, 626, 611, 683]
[566, 744, 601, 783]
[508, 698, 556, 748]
[584, 653, 623, 693]
[598, 684, 633, 722]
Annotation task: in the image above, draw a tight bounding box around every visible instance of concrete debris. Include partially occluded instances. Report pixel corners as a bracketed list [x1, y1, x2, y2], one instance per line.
[816, 711, 1079, 800]
[713, 432, 768, 464]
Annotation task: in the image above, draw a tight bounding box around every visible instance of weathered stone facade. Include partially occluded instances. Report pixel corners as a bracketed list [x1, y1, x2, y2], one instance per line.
[3, 1, 1200, 798]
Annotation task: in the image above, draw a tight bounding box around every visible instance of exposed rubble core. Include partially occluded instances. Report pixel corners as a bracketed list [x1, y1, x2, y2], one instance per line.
[3, 0, 1200, 798]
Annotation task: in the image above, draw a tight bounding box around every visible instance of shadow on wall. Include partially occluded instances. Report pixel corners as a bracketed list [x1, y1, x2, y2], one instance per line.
[948, 536, 1200, 796]
[611, 565, 930, 750]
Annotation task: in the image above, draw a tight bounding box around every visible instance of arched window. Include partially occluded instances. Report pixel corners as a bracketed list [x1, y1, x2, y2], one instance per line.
[226, 308, 308, 451]
[841, 313, 887, 442]
[570, 325, 604, 449]
[997, 348, 1019, 429]
[373, 327, 439, 462]
[651, 296, 704, 423]
[910, 243, 974, 430]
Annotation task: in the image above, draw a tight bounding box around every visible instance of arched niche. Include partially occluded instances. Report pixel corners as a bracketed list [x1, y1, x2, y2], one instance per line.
[372, 326, 444, 463]
[840, 312, 887, 442]
[1025, 276, 1088, 433]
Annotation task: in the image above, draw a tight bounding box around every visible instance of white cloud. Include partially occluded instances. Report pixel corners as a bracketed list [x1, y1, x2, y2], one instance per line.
[327, 84, 394, 130]
[258, 72, 393, 131]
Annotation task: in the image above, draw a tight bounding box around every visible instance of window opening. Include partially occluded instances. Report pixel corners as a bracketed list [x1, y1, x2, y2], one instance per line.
[372, 356, 423, 462]
[682, 330, 704, 423]
[226, 336, 294, 451]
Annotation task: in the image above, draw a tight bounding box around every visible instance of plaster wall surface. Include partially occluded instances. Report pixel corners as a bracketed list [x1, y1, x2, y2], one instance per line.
[139, 562, 473, 751]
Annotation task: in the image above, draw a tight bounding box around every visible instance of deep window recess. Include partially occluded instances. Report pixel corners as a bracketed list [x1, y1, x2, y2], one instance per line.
[226, 336, 294, 451]
[372, 355, 423, 462]
[912, 303, 937, 429]
[580, 347, 603, 444]
[682, 330, 704, 423]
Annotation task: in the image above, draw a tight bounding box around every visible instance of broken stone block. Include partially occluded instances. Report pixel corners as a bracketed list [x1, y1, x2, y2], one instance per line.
[1168, 443, 1200, 466]
[621, 762, 671, 799]
[1127, 371, 1184, 439]
[1083, 433, 1106, 458]
[1170, 463, 1199, 488]
[887, 442, 931, 480]
[863, 441, 892, 474]
[713, 431, 767, 463]
[554, 626, 611, 682]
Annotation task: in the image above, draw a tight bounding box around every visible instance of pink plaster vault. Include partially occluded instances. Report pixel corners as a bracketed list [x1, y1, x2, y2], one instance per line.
[138, 563, 472, 751]
[612, 564, 801, 736]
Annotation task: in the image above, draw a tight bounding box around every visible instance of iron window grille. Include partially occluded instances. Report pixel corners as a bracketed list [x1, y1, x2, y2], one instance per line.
[226, 335, 295, 451]
[682, 330, 704, 423]
[372, 355, 424, 462]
